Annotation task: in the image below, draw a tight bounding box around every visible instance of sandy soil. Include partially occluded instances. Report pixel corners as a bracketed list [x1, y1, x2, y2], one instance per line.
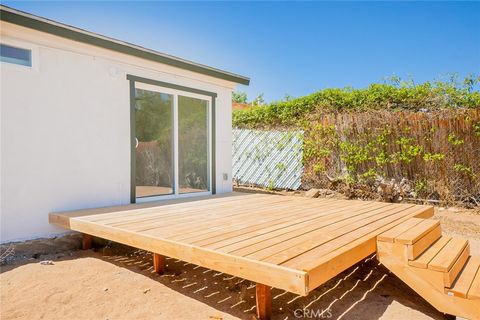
[433, 207, 480, 255]
[1, 246, 447, 320]
[1, 205, 478, 320]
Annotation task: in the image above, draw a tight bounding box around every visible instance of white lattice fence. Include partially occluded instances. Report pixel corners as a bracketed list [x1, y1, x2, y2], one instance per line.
[232, 129, 303, 190]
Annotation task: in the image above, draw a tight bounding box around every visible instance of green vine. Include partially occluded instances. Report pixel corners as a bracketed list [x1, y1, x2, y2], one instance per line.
[453, 163, 476, 179]
[448, 133, 464, 146]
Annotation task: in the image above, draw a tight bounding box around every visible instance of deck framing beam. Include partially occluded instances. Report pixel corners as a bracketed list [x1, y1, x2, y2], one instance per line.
[68, 218, 308, 295]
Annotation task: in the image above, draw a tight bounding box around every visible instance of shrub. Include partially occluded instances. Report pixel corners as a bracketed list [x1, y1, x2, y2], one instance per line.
[233, 75, 480, 128]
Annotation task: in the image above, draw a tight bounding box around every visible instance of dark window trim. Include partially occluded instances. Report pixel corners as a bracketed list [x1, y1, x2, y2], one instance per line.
[128, 74, 216, 203]
[0, 6, 249, 85]
[127, 74, 217, 98]
[129, 79, 136, 203]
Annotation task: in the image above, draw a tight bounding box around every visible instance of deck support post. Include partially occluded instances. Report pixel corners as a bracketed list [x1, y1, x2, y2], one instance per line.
[153, 253, 165, 274]
[256, 283, 271, 320]
[82, 234, 92, 250]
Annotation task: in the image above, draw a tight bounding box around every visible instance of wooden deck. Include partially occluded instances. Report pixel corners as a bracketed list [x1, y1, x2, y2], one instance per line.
[50, 193, 433, 297]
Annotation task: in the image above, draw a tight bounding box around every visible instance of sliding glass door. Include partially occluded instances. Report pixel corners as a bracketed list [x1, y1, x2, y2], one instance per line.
[134, 83, 211, 201]
[178, 96, 209, 194]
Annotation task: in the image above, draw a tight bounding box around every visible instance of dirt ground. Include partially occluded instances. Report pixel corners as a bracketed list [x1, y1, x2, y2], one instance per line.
[1, 204, 479, 320]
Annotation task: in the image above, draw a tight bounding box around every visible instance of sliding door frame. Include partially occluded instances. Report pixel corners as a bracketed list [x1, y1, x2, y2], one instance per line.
[127, 74, 217, 203]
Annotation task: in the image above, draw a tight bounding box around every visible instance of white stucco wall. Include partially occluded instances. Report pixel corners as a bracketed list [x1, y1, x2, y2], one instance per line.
[0, 21, 236, 243]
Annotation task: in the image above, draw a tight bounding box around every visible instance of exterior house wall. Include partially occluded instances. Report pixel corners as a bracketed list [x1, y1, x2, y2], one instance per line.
[0, 21, 235, 243]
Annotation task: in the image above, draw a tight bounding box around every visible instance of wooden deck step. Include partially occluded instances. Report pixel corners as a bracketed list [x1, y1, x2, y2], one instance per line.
[444, 243, 470, 288]
[429, 238, 469, 272]
[406, 224, 442, 260]
[447, 256, 480, 298]
[377, 218, 424, 243]
[409, 236, 452, 269]
[395, 219, 440, 245]
[378, 217, 443, 261]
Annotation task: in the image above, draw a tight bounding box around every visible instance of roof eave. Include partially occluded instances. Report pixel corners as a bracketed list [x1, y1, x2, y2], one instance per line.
[0, 5, 250, 86]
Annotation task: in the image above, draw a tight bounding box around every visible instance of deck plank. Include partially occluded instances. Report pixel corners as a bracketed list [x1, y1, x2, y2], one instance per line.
[173, 200, 344, 243]
[181, 200, 380, 243]
[165, 200, 365, 240]
[202, 203, 391, 250]
[93, 193, 266, 223]
[226, 202, 393, 257]
[141, 197, 323, 237]
[49, 193, 261, 228]
[49, 192, 251, 229]
[125, 197, 291, 232]
[103, 194, 277, 227]
[248, 204, 415, 262]
[117, 196, 337, 232]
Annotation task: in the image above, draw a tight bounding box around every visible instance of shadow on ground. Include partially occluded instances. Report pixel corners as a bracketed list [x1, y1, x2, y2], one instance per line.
[93, 243, 444, 320]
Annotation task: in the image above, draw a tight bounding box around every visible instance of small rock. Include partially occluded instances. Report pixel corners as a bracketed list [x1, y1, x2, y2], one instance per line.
[318, 189, 334, 196]
[39, 260, 54, 265]
[143, 288, 150, 294]
[103, 287, 109, 292]
[305, 188, 320, 198]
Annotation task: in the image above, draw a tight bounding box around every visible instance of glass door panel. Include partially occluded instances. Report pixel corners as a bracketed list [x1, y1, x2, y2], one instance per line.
[178, 95, 209, 194]
[135, 88, 174, 197]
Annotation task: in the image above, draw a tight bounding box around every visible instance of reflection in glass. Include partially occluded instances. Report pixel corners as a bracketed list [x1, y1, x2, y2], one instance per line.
[0, 44, 32, 66]
[178, 96, 209, 193]
[135, 89, 174, 197]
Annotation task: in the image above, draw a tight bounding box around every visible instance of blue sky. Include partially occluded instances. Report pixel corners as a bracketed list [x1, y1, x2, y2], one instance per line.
[4, 1, 479, 102]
